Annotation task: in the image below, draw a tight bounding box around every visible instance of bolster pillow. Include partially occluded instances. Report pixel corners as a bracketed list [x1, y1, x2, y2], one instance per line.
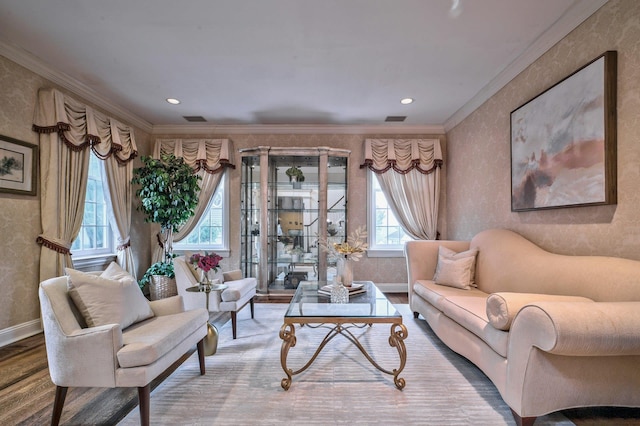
[486, 292, 595, 331]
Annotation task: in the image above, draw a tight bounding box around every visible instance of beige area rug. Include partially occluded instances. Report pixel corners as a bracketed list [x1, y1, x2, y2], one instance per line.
[119, 304, 572, 426]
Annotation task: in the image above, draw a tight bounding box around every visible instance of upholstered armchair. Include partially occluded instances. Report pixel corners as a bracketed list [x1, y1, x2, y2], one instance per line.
[39, 265, 208, 426]
[174, 256, 257, 339]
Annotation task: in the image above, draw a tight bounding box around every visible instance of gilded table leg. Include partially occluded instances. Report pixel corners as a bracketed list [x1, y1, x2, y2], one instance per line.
[388, 323, 408, 390]
[280, 323, 296, 390]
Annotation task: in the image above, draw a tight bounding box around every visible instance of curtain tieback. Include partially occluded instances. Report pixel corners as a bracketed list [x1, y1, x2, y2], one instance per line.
[36, 235, 72, 255]
[117, 239, 131, 251]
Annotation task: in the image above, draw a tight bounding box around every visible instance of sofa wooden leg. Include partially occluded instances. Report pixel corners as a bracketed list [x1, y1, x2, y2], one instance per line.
[231, 311, 237, 339]
[51, 386, 68, 426]
[197, 338, 205, 375]
[138, 385, 151, 426]
[250, 297, 255, 318]
[511, 409, 536, 426]
[413, 311, 419, 319]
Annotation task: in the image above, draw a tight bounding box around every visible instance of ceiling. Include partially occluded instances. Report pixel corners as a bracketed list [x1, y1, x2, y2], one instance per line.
[0, 0, 608, 132]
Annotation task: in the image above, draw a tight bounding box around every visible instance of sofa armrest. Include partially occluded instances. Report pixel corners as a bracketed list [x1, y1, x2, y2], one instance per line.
[510, 301, 640, 356]
[49, 323, 122, 387]
[149, 295, 185, 316]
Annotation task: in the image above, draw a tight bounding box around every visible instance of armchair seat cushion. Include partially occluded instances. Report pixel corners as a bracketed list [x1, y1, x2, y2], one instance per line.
[118, 308, 208, 368]
[221, 277, 257, 302]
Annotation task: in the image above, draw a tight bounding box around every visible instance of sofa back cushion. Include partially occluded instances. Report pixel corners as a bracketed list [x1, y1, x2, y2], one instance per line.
[470, 229, 640, 302]
[66, 263, 154, 329]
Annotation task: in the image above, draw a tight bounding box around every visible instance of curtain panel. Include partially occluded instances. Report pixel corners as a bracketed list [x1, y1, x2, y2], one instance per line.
[33, 88, 138, 281]
[360, 139, 443, 241]
[152, 139, 235, 262]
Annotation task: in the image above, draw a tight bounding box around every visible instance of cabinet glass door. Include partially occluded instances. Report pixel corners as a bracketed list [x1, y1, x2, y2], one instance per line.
[241, 148, 348, 295]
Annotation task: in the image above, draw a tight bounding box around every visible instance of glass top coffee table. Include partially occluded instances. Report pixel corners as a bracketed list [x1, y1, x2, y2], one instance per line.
[280, 281, 407, 390]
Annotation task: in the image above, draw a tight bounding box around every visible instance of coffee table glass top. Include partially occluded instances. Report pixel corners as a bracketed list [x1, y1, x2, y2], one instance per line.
[285, 281, 401, 319]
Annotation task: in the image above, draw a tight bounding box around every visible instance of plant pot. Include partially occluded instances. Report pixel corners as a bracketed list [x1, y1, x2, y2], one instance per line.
[149, 275, 177, 300]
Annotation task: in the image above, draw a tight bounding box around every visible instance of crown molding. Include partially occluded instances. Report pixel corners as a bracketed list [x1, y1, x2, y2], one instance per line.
[0, 39, 153, 133]
[443, 0, 609, 132]
[151, 123, 445, 135]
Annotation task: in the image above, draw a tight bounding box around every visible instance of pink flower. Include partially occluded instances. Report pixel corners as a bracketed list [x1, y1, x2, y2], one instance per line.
[189, 252, 222, 273]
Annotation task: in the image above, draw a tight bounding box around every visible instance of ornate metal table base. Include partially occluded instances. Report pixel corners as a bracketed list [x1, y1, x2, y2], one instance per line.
[279, 322, 407, 390]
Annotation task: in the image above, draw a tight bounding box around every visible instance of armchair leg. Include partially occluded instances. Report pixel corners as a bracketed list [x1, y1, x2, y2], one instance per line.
[138, 385, 151, 426]
[511, 409, 536, 426]
[51, 386, 68, 426]
[197, 338, 206, 375]
[250, 297, 255, 318]
[231, 311, 237, 339]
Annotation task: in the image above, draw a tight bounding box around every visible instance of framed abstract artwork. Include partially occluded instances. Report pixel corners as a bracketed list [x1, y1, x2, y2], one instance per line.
[0, 134, 38, 196]
[510, 51, 617, 212]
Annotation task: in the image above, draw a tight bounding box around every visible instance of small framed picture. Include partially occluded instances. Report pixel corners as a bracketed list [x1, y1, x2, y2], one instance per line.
[0, 134, 38, 196]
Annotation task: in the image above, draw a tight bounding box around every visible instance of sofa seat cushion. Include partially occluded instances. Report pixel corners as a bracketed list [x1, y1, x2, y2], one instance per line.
[413, 280, 508, 357]
[118, 308, 207, 368]
[221, 277, 257, 302]
[486, 292, 595, 331]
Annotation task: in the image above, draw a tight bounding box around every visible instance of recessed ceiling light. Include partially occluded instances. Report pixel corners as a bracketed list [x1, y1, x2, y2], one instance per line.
[166, 98, 181, 105]
[400, 98, 414, 105]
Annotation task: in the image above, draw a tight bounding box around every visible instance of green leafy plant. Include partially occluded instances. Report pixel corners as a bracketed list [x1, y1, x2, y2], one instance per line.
[138, 261, 175, 289]
[285, 166, 305, 182]
[132, 154, 201, 276]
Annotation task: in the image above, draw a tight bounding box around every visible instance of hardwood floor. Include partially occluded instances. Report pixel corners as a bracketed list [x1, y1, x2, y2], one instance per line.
[1, 294, 639, 425]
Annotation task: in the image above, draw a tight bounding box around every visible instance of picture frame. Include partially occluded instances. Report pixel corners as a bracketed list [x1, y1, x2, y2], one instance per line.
[510, 51, 617, 212]
[0, 134, 38, 196]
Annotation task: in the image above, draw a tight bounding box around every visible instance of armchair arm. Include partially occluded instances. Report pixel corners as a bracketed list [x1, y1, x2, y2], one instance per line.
[510, 301, 640, 356]
[149, 295, 185, 316]
[47, 323, 122, 388]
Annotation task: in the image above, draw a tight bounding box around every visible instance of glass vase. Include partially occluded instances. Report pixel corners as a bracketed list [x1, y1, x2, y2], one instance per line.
[337, 256, 354, 287]
[331, 283, 349, 304]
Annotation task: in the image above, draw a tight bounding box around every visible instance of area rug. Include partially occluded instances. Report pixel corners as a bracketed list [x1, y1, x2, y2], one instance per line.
[119, 304, 572, 425]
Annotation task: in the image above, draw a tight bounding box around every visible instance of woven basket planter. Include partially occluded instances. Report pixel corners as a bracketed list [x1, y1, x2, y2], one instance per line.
[149, 275, 177, 300]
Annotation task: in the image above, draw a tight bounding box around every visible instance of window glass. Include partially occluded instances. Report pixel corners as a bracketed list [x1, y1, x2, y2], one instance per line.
[72, 153, 114, 257]
[368, 171, 411, 250]
[175, 173, 228, 250]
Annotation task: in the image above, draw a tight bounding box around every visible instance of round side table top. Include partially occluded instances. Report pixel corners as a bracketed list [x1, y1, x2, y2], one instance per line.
[186, 283, 228, 293]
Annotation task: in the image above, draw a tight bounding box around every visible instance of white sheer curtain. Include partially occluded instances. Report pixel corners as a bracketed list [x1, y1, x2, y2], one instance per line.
[361, 139, 443, 240]
[33, 88, 138, 280]
[151, 139, 234, 263]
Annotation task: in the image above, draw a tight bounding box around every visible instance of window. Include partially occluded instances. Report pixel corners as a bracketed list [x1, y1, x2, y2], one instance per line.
[367, 171, 411, 255]
[174, 173, 229, 252]
[72, 153, 114, 257]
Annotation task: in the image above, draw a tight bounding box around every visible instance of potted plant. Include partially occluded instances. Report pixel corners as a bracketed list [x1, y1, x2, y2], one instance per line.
[132, 154, 201, 297]
[285, 166, 305, 182]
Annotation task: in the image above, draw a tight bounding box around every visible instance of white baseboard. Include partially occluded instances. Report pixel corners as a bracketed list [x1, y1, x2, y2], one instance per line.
[374, 282, 408, 293]
[0, 319, 43, 348]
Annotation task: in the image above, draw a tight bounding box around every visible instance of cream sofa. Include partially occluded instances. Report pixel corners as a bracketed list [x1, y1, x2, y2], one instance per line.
[405, 228, 640, 426]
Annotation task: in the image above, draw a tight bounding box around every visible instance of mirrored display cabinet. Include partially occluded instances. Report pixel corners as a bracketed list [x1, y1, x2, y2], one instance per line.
[240, 146, 349, 295]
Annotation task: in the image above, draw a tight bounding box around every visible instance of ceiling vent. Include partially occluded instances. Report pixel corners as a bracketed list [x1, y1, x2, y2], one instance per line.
[183, 116, 207, 122]
[385, 116, 406, 122]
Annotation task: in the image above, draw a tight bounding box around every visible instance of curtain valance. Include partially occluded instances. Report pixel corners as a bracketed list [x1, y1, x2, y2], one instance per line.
[360, 138, 442, 174]
[32, 88, 138, 163]
[154, 138, 236, 173]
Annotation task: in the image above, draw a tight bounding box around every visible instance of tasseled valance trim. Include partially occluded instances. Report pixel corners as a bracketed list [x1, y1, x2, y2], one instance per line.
[360, 159, 442, 175]
[194, 159, 236, 174]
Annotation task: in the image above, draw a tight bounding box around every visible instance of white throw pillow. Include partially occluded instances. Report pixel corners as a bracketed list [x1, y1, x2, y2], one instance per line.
[433, 254, 476, 290]
[66, 263, 154, 329]
[436, 246, 479, 287]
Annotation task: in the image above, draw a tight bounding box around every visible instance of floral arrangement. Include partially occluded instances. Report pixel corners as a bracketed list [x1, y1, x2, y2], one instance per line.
[319, 225, 368, 261]
[189, 252, 223, 273]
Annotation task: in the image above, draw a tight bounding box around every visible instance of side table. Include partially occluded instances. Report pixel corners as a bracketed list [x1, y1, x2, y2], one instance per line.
[186, 283, 228, 356]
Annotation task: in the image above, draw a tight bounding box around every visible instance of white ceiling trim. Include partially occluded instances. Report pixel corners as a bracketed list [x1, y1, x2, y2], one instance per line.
[0, 39, 154, 133]
[151, 124, 445, 135]
[443, 0, 609, 132]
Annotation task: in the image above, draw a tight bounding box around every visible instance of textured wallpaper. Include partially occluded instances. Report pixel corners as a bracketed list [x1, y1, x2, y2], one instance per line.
[446, 0, 640, 260]
[0, 57, 45, 330]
